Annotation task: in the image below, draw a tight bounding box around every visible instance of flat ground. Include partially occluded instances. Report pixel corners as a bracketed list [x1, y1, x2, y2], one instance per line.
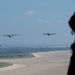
[0, 50, 71, 75]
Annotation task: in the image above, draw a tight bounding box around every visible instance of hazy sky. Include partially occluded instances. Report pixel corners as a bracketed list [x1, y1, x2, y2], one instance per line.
[0, 0, 75, 46]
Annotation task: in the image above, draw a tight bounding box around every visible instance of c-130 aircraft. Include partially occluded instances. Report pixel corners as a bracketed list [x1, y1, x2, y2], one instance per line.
[42, 32, 56, 36]
[0, 34, 20, 38]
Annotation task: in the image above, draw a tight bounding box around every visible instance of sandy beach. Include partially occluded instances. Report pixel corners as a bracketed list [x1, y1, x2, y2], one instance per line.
[0, 50, 71, 75]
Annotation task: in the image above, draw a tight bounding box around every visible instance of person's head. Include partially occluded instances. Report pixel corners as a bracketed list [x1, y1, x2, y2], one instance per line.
[69, 12, 75, 34]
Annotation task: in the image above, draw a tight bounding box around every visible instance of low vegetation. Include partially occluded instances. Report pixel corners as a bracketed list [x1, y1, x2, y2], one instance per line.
[0, 62, 12, 68]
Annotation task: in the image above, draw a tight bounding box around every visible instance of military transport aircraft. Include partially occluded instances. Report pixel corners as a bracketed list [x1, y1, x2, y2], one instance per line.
[42, 32, 56, 36]
[0, 34, 20, 38]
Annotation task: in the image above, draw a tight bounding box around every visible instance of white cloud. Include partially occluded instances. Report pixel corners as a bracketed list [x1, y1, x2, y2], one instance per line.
[37, 18, 50, 24]
[25, 10, 35, 16]
[37, 18, 43, 22]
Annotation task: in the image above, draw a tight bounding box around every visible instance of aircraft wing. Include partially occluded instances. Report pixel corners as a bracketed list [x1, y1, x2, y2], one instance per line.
[0, 35, 6, 36]
[42, 33, 48, 35]
[50, 33, 56, 35]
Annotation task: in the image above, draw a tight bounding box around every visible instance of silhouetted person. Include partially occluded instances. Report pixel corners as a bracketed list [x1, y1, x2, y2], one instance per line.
[69, 12, 75, 33]
[67, 12, 75, 75]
